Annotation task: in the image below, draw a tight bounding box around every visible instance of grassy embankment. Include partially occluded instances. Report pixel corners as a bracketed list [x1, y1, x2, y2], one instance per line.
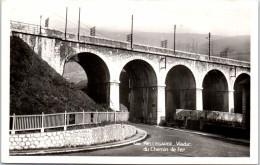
[10, 36, 109, 115]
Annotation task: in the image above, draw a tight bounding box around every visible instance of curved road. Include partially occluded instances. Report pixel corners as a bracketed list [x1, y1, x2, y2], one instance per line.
[57, 124, 249, 157]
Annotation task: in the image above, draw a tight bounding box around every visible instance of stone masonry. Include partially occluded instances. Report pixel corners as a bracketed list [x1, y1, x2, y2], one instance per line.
[9, 124, 136, 150]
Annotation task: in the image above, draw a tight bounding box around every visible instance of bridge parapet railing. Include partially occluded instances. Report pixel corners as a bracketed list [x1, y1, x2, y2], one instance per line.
[209, 56, 250, 67]
[133, 44, 204, 59]
[175, 50, 203, 60]
[79, 35, 129, 49]
[11, 21, 40, 35]
[43, 29, 131, 49]
[10, 21, 64, 38]
[134, 44, 167, 54]
[10, 111, 129, 134]
[133, 44, 249, 67]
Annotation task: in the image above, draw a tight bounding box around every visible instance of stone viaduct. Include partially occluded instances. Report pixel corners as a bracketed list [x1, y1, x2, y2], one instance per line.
[11, 22, 250, 125]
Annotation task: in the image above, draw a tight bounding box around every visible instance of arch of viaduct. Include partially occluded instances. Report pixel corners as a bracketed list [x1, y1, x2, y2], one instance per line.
[12, 30, 250, 125]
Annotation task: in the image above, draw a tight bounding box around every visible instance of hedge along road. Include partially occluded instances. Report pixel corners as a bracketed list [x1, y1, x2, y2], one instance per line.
[53, 124, 249, 157]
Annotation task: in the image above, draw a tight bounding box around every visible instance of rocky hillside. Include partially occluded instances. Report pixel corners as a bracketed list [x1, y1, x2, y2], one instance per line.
[10, 36, 109, 115]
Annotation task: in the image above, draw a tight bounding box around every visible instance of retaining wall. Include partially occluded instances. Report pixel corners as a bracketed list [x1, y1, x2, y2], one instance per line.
[9, 124, 136, 150]
[175, 109, 243, 122]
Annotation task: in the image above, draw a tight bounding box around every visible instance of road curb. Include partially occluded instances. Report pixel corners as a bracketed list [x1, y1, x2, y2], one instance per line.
[10, 128, 148, 156]
[154, 125, 249, 146]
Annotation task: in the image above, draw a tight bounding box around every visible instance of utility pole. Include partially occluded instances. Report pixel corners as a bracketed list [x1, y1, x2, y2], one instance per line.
[65, 7, 68, 40]
[208, 32, 211, 60]
[131, 15, 133, 49]
[78, 7, 81, 40]
[174, 25, 176, 54]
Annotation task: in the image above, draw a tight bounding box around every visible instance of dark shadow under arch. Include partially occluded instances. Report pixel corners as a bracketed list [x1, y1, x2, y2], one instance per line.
[119, 60, 157, 124]
[165, 65, 196, 122]
[234, 73, 250, 129]
[68, 52, 110, 105]
[202, 70, 228, 111]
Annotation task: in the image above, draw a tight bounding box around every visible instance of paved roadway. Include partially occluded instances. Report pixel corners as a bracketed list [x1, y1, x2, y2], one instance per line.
[56, 124, 249, 157]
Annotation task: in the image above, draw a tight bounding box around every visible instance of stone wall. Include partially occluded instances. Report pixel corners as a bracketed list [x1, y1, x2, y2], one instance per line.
[12, 32, 64, 75]
[9, 124, 136, 150]
[175, 109, 243, 123]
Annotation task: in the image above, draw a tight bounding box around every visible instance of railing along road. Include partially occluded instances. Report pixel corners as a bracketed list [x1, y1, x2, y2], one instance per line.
[10, 111, 129, 134]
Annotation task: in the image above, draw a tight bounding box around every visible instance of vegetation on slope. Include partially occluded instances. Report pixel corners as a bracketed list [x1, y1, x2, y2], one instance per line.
[10, 36, 108, 115]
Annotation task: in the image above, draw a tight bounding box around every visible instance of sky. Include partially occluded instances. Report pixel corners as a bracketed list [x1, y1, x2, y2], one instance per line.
[6, 0, 252, 36]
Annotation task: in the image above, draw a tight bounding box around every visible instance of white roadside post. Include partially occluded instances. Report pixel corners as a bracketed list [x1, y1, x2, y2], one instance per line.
[64, 111, 67, 131]
[41, 112, 44, 133]
[96, 110, 99, 123]
[82, 110, 85, 124]
[106, 110, 109, 122]
[115, 111, 117, 123]
[11, 113, 16, 135]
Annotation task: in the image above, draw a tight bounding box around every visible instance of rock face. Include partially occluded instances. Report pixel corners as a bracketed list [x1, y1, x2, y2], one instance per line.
[9, 124, 136, 150]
